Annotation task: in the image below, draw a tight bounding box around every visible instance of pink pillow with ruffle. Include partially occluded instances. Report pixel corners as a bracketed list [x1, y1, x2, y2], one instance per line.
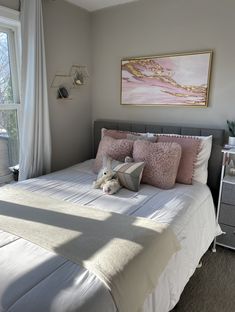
[93, 136, 134, 173]
[133, 141, 182, 189]
[157, 135, 200, 185]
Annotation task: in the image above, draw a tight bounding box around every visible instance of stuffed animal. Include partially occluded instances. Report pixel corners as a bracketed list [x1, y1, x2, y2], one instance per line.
[93, 157, 122, 195]
[124, 156, 134, 163]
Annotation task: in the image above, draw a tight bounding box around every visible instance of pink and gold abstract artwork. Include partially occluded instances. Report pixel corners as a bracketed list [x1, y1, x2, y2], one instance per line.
[121, 51, 212, 107]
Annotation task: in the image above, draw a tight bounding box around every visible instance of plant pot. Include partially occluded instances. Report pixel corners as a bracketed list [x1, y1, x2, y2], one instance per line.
[228, 136, 235, 146]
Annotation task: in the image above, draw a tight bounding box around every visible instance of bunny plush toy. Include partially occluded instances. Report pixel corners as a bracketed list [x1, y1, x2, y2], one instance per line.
[93, 157, 122, 195]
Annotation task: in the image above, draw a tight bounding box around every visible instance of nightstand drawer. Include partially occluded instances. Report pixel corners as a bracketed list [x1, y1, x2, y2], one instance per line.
[217, 224, 235, 248]
[221, 183, 235, 205]
[219, 203, 235, 227]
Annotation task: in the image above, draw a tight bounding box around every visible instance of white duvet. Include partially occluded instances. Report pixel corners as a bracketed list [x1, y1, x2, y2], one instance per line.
[0, 160, 219, 312]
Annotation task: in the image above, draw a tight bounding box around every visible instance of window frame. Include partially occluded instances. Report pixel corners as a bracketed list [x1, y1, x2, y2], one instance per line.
[0, 27, 19, 104]
[0, 5, 21, 136]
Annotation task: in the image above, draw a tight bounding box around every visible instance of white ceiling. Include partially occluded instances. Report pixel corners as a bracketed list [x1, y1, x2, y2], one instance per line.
[65, 0, 139, 12]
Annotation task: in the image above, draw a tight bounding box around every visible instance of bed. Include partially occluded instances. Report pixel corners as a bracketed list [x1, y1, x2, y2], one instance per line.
[0, 120, 224, 312]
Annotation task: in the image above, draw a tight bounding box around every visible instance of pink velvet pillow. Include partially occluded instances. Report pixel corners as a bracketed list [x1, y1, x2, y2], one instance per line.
[157, 135, 200, 184]
[101, 128, 131, 139]
[133, 141, 182, 189]
[93, 136, 134, 173]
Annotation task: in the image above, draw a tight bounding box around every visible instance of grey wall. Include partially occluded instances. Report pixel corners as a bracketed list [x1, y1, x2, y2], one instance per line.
[43, 0, 92, 171]
[0, 0, 92, 171]
[91, 0, 235, 129]
[0, 0, 19, 10]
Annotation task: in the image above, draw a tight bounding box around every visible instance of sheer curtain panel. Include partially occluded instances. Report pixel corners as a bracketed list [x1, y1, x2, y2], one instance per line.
[19, 0, 51, 180]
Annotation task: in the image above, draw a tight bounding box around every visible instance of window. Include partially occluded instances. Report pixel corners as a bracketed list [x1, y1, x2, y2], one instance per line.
[0, 7, 20, 178]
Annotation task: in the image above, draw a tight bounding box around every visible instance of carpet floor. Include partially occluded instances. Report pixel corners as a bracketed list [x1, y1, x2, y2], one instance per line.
[172, 246, 235, 312]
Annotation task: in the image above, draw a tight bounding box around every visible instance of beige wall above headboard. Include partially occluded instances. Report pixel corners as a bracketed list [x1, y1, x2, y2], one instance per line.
[91, 0, 235, 131]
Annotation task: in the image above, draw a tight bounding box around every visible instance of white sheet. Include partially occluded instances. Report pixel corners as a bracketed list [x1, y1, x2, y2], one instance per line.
[0, 160, 218, 312]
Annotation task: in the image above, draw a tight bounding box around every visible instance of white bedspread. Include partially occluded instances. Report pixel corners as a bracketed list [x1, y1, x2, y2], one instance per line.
[0, 160, 219, 312]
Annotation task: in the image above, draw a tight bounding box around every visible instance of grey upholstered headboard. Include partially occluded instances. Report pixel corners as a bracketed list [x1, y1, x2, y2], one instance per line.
[93, 119, 225, 204]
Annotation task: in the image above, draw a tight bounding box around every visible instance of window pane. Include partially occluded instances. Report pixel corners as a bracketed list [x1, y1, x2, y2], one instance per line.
[0, 109, 19, 165]
[0, 32, 13, 104]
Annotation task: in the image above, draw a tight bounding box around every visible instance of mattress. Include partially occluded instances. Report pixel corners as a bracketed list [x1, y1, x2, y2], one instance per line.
[0, 160, 219, 312]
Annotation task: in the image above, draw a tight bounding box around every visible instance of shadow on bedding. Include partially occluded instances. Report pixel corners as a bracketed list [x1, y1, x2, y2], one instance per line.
[0, 199, 163, 312]
[0, 200, 164, 262]
[0, 254, 114, 312]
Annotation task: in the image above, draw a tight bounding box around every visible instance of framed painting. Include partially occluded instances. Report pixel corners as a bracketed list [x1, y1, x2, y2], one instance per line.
[121, 51, 212, 107]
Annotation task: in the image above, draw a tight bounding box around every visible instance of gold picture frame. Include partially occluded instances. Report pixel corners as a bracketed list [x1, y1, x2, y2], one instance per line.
[120, 50, 213, 107]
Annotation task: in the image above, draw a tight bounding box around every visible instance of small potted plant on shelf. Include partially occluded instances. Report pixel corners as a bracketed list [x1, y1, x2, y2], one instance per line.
[227, 120, 235, 146]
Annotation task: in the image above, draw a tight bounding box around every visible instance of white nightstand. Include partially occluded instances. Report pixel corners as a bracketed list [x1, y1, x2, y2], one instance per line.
[213, 148, 235, 251]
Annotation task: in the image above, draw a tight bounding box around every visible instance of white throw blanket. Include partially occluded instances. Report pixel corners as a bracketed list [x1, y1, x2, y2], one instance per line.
[0, 186, 180, 312]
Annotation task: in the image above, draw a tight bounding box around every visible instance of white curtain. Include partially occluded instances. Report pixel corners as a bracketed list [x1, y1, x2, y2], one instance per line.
[19, 0, 51, 180]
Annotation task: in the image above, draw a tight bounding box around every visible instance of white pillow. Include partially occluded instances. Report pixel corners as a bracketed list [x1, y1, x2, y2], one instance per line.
[153, 133, 212, 184]
[193, 135, 212, 184]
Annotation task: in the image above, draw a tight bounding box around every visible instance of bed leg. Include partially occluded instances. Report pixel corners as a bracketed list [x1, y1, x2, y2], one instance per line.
[212, 239, 216, 253]
[197, 261, 202, 269]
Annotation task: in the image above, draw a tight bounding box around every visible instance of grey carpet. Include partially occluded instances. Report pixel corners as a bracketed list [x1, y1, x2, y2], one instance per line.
[172, 246, 235, 312]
